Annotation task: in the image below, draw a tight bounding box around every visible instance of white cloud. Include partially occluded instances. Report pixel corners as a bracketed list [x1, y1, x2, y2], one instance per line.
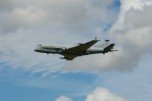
[55, 96, 73, 101]
[85, 87, 128, 101]
[0, 0, 114, 34]
[0, 0, 118, 74]
[109, 0, 152, 68]
[1, 0, 152, 74]
[55, 87, 128, 101]
[63, 0, 152, 72]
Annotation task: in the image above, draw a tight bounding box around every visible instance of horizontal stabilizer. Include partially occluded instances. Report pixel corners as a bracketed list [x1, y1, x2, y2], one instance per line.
[111, 50, 118, 51]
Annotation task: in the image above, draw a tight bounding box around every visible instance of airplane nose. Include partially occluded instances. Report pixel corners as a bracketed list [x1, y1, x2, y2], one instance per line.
[34, 48, 38, 52]
[34, 46, 41, 52]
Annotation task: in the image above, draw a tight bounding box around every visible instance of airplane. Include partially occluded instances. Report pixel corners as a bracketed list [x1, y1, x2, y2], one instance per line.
[34, 38, 118, 60]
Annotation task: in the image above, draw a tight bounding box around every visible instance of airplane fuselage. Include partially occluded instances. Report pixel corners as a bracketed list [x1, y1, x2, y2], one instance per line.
[34, 45, 63, 54]
[34, 44, 115, 55]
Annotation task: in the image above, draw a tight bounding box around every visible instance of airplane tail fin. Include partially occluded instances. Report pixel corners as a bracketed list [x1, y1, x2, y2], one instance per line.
[110, 49, 119, 52]
[102, 44, 119, 54]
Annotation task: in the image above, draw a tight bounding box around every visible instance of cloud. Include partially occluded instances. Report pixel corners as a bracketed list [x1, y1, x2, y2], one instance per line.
[55, 96, 73, 101]
[0, 0, 114, 34]
[1, 0, 152, 74]
[0, 0, 118, 74]
[85, 87, 128, 101]
[109, 0, 152, 68]
[55, 87, 128, 101]
[63, 0, 152, 72]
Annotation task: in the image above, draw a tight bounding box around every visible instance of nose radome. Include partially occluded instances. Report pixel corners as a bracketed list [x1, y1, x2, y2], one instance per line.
[34, 46, 41, 52]
[34, 49, 37, 52]
[34, 48, 39, 52]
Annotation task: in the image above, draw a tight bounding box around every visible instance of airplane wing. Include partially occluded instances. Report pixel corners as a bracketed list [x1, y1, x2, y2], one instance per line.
[60, 54, 78, 60]
[61, 39, 99, 60]
[66, 39, 99, 52]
